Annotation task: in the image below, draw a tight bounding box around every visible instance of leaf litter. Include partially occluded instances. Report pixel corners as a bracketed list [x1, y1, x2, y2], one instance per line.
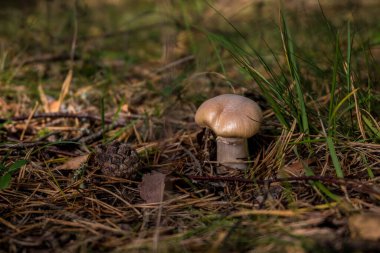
[139, 171, 166, 204]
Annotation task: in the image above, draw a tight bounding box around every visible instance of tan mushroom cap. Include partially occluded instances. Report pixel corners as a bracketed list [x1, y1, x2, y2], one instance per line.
[195, 94, 263, 138]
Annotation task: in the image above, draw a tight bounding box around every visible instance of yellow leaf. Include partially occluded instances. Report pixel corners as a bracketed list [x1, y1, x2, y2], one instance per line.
[55, 69, 73, 112]
[54, 154, 89, 171]
[38, 84, 50, 113]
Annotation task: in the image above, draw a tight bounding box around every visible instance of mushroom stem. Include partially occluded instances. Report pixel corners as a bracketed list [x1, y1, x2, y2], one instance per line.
[216, 137, 248, 170]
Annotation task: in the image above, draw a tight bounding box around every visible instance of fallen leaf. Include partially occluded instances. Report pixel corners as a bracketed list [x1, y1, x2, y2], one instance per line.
[56, 69, 73, 112]
[54, 154, 89, 171]
[349, 212, 380, 240]
[279, 158, 315, 178]
[139, 171, 166, 203]
[48, 101, 61, 113]
[0, 98, 9, 114]
[38, 84, 60, 112]
[38, 84, 50, 113]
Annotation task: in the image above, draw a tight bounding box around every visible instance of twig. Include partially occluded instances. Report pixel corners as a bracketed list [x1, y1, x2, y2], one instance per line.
[0, 141, 50, 149]
[185, 175, 380, 196]
[20, 102, 39, 141]
[73, 123, 118, 144]
[0, 112, 109, 124]
[155, 55, 194, 73]
[12, 53, 80, 67]
[0, 112, 147, 126]
[0, 127, 112, 149]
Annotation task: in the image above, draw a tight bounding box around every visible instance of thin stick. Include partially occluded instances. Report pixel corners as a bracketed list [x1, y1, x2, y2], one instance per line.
[0, 112, 147, 125]
[20, 102, 39, 141]
[185, 175, 380, 196]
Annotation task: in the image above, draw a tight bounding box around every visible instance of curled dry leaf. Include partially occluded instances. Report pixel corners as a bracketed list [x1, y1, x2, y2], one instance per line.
[56, 69, 73, 112]
[38, 69, 72, 113]
[54, 154, 89, 171]
[139, 171, 166, 203]
[349, 212, 380, 241]
[279, 158, 315, 178]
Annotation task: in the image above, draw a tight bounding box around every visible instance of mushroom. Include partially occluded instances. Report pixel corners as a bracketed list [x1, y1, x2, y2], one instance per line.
[195, 94, 262, 169]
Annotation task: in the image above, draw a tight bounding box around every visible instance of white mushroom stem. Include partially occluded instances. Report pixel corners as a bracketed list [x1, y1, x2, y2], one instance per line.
[216, 137, 248, 170]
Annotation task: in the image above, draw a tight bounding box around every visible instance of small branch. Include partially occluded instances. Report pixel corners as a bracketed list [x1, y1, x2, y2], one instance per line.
[185, 175, 380, 196]
[0, 112, 148, 126]
[0, 124, 118, 149]
[155, 55, 194, 73]
[0, 112, 111, 124]
[11, 53, 80, 67]
[0, 141, 50, 149]
[72, 123, 120, 144]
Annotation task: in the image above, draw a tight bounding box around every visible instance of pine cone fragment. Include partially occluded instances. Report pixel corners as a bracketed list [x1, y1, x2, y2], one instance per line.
[92, 141, 141, 178]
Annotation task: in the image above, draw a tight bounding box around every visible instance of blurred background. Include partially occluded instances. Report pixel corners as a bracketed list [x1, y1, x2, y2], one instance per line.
[0, 0, 379, 122]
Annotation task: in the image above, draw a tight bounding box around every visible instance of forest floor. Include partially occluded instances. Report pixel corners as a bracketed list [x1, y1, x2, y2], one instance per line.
[0, 0, 380, 252]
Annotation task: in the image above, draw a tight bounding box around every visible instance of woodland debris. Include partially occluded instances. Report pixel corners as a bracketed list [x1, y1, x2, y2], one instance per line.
[349, 212, 380, 241]
[139, 171, 166, 203]
[91, 141, 142, 178]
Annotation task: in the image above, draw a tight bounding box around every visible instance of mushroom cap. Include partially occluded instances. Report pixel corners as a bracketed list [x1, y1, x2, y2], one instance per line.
[195, 94, 262, 138]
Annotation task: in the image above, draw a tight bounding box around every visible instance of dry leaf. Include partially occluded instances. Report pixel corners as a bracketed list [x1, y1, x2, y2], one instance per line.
[139, 171, 166, 203]
[38, 84, 60, 112]
[48, 101, 61, 113]
[38, 84, 51, 113]
[349, 213, 380, 240]
[54, 154, 89, 171]
[0, 98, 9, 114]
[56, 69, 73, 112]
[279, 159, 315, 178]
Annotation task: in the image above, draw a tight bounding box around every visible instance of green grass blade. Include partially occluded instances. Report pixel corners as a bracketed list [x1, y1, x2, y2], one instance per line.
[8, 159, 27, 173]
[0, 173, 12, 190]
[362, 115, 380, 139]
[361, 154, 374, 179]
[326, 136, 344, 178]
[346, 21, 352, 94]
[100, 97, 106, 143]
[206, 32, 289, 128]
[295, 147, 340, 201]
[328, 35, 340, 134]
[346, 21, 355, 132]
[330, 88, 359, 123]
[280, 12, 309, 135]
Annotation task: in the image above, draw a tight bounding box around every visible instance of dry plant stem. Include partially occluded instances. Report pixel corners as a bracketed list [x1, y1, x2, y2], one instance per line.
[217, 137, 248, 170]
[186, 175, 380, 196]
[0, 112, 154, 126]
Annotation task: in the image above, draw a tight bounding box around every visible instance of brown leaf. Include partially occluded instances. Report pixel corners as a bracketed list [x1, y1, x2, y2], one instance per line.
[38, 84, 50, 113]
[54, 154, 89, 171]
[56, 69, 73, 112]
[349, 212, 380, 240]
[279, 158, 315, 178]
[139, 171, 166, 203]
[38, 84, 60, 113]
[0, 98, 9, 114]
[48, 101, 61, 113]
